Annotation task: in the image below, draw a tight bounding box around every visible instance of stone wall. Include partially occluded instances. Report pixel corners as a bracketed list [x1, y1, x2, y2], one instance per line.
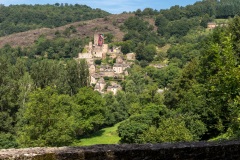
[1, 140, 240, 160]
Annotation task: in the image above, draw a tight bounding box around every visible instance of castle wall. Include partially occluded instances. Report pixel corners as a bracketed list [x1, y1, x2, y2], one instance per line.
[93, 51, 103, 58]
[102, 44, 108, 53]
[2, 140, 240, 160]
[89, 42, 93, 52]
[78, 53, 92, 59]
[94, 34, 99, 45]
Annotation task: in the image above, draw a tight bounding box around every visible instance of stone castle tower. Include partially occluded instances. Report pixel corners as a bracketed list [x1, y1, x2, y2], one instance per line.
[94, 33, 104, 46]
[93, 33, 108, 59]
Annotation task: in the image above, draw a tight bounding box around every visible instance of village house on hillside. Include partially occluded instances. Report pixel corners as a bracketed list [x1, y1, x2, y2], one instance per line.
[90, 74, 100, 85]
[100, 65, 112, 72]
[88, 64, 96, 75]
[113, 55, 130, 74]
[207, 22, 228, 30]
[94, 77, 106, 93]
[113, 63, 130, 74]
[99, 68, 115, 77]
[116, 55, 124, 64]
[107, 83, 122, 95]
[207, 22, 217, 29]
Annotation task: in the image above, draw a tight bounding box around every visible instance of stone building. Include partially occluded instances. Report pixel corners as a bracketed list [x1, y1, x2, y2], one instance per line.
[207, 22, 217, 29]
[100, 65, 112, 72]
[77, 33, 109, 62]
[75, 33, 133, 94]
[116, 55, 124, 64]
[87, 59, 94, 65]
[88, 64, 96, 75]
[113, 64, 130, 74]
[92, 44, 108, 59]
[126, 53, 136, 61]
[90, 74, 100, 85]
[91, 33, 108, 59]
[100, 69, 115, 77]
[94, 77, 106, 93]
[107, 83, 122, 95]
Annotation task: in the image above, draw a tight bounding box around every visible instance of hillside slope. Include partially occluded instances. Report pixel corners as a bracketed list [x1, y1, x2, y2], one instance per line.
[0, 14, 133, 48]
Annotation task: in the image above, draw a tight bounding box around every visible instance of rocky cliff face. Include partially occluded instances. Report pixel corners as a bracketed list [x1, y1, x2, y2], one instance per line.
[1, 141, 240, 160]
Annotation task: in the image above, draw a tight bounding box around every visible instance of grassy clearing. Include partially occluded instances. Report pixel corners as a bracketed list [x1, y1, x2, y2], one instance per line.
[72, 123, 121, 146]
[214, 19, 228, 24]
[157, 44, 171, 53]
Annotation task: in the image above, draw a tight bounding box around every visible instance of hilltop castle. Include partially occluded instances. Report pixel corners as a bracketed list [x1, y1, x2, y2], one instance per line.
[76, 33, 135, 95]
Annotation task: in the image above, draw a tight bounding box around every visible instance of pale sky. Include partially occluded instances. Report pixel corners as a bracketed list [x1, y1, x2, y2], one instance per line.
[0, 0, 200, 14]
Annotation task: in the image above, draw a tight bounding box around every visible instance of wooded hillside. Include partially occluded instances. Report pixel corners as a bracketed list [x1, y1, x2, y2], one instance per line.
[0, 4, 110, 37]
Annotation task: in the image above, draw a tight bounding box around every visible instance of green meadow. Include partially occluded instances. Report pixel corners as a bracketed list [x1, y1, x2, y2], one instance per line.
[73, 123, 121, 146]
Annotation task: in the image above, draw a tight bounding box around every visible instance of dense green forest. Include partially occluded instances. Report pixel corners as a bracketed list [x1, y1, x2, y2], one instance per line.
[118, 17, 240, 143]
[1, 0, 240, 148]
[0, 4, 110, 36]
